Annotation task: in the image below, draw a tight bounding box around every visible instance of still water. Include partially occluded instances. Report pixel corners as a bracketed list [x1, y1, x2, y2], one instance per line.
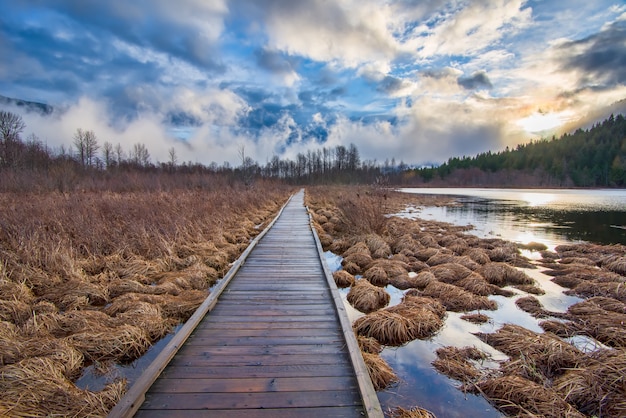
[331, 188, 626, 417]
[399, 188, 626, 247]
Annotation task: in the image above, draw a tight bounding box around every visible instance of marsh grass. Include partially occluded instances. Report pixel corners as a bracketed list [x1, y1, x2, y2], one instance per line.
[0, 181, 289, 416]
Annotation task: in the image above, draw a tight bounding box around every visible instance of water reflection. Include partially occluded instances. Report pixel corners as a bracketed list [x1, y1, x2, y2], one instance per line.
[399, 188, 626, 246]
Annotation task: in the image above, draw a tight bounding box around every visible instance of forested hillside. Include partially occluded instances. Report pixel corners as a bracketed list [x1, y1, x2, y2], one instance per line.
[411, 114, 626, 187]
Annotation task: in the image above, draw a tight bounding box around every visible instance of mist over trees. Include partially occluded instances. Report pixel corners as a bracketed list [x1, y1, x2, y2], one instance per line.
[0, 108, 625, 192]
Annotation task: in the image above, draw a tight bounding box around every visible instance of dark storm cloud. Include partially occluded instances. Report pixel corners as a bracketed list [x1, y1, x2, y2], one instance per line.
[255, 48, 298, 75]
[557, 18, 626, 87]
[457, 71, 493, 90]
[377, 75, 411, 94]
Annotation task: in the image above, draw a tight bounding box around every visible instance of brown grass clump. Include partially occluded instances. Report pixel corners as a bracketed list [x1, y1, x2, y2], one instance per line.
[422, 281, 497, 312]
[354, 297, 444, 346]
[347, 279, 390, 313]
[551, 275, 583, 289]
[333, 270, 356, 288]
[407, 270, 436, 290]
[0, 356, 126, 417]
[363, 265, 391, 287]
[566, 280, 626, 302]
[547, 297, 626, 348]
[389, 406, 436, 418]
[364, 234, 392, 259]
[425, 252, 456, 266]
[455, 273, 499, 296]
[343, 241, 371, 257]
[478, 262, 534, 287]
[602, 256, 626, 276]
[515, 296, 549, 318]
[395, 295, 447, 319]
[414, 247, 440, 262]
[464, 248, 491, 265]
[342, 252, 374, 274]
[362, 351, 398, 391]
[66, 323, 152, 362]
[513, 284, 545, 295]
[429, 263, 473, 284]
[553, 349, 626, 417]
[391, 234, 422, 255]
[475, 324, 584, 382]
[472, 375, 585, 418]
[460, 313, 490, 324]
[357, 335, 383, 354]
[433, 346, 486, 383]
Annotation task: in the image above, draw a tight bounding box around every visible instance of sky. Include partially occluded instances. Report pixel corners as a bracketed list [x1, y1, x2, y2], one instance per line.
[1, 0, 625, 167]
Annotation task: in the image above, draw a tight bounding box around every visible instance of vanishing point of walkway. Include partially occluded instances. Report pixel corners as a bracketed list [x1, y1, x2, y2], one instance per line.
[109, 190, 382, 417]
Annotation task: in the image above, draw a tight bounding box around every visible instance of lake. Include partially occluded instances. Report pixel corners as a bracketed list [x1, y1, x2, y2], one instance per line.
[332, 188, 626, 417]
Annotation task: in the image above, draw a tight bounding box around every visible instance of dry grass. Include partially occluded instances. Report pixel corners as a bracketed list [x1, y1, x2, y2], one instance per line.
[472, 375, 585, 418]
[476, 324, 584, 383]
[553, 349, 626, 417]
[0, 183, 289, 415]
[353, 297, 444, 346]
[357, 335, 383, 354]
[333, 270, 356, 288]
[346, 279, 390, 313]
[460, 313, 490, 324]
[429, 263, 473, 284]
[362, 351, 398, 390]
[421, 281, 497, 312]
[389, 406, 437, 418]
[433, 346, 486, 384]
[566, 280, 626, 302]
[515, 296, 549, 318]
[478, 262, 534, 287]
[541, 297, 626, 348]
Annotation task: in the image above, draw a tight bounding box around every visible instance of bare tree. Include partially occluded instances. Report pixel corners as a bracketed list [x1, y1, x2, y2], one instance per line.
[114, 143, 124, 165]
[0, 111, 26, 167]
[131, 143, 150, 167]
[84, 130, 99, 167]
[102, 141, 113, 168]
[168, 147, 178, 171]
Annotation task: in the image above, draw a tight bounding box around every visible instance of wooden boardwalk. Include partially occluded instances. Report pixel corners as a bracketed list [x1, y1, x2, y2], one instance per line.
[109, 190, 382, 418]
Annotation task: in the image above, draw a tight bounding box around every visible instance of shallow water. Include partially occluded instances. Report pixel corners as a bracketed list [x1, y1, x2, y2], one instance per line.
[327, 188, 626, 417]
[399, 188, 626, 247]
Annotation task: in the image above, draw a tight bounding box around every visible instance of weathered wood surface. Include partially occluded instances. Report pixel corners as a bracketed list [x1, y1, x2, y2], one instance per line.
[109, 190, 382, 417]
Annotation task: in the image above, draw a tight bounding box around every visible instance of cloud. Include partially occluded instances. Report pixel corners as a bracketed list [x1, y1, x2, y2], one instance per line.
[254, 48, 300, 86]
[555, 16, 626, 88]
[458, 71, 493, 90]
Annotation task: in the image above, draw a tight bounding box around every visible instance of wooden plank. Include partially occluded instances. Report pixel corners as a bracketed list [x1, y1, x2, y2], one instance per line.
[188, 327, 342, 338]
[161, 364, 355, 379]
[148, 376, 358, 393]
[140, 390, 363, 410]
[176, 343, 347, 356]
[168, 353, 347, 367]
[135, 406, 364, 418]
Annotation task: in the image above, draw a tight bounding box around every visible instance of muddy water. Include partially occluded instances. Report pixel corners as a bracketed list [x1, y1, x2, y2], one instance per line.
[328, 188, 626, 417]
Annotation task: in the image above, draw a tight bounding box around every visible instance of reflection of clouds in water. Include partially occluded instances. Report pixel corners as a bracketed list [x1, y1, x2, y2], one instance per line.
[524, 268, 583, 312]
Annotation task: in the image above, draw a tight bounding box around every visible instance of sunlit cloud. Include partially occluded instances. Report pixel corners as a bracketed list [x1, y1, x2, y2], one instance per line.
[0, 0, 625, 166]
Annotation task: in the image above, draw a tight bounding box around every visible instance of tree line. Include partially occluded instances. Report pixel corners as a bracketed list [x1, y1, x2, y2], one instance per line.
[410, 113, 626, 187]
[1, 108, 625, 191]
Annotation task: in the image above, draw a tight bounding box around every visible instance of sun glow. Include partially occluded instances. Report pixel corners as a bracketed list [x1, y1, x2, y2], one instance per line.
[516, 111, 573, 134]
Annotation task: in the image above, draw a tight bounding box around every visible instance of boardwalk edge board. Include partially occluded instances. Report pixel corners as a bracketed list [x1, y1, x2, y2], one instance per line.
[306, 199, 384, 418]
[107, 193, 295, 418]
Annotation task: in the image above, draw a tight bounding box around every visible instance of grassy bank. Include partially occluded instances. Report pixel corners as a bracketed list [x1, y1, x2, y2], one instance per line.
[306, 185, 626, 418]
[0, 181, 291, 416]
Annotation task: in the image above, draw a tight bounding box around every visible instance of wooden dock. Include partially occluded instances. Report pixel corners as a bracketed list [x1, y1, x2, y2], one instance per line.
[108, 190, 382, 417]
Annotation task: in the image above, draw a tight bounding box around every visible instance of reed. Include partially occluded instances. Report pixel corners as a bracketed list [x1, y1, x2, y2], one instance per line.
[333, 270, 355, 288]
[421, 281, 497, 312]
[362, 351, 398, 390]
[346, 279, 390, 313]
[389, 406, 436, 418]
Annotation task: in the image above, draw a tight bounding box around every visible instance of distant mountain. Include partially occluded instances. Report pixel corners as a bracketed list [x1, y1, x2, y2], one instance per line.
[0, 94, 53, 115]
[411, 113, 626, 188]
